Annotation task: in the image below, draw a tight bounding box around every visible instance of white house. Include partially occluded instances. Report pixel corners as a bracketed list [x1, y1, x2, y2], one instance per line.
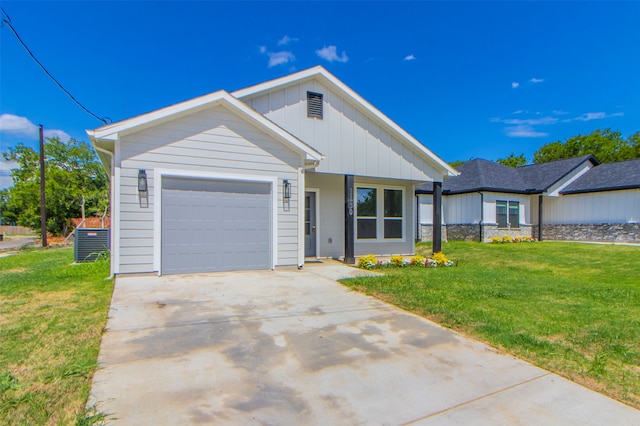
[88, 66, 457, 275]
[417, 156, 640, 243]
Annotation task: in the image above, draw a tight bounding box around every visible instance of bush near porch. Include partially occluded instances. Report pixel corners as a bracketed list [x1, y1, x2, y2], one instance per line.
[341, 241, 640, 409]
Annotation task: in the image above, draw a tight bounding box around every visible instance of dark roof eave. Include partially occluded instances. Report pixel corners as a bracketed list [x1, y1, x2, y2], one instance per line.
[560, 185, 640, 195]
[416, 187, 542, 195]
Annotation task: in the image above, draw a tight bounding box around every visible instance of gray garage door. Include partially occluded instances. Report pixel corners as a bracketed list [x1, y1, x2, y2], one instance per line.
[161, 177, 271, 274]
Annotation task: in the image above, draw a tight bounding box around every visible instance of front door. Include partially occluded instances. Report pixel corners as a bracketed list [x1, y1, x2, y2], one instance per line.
[304, 191, 316, 257]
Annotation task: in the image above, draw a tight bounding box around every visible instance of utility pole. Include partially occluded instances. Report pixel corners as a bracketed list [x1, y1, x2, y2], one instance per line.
[39, 124, 47, 247]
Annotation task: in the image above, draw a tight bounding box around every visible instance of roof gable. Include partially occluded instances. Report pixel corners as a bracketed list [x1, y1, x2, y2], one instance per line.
[561, 158, 640, 194]
[516, 155, 599, 192]
[87, 90, 323, 162]
[233, 66, 458, 178]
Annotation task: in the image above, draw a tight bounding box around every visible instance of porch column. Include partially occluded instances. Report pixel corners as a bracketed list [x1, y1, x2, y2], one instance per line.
[344, 174, 355, 264]
[432, 181, 442, 253]
[538, 195, 544, 241]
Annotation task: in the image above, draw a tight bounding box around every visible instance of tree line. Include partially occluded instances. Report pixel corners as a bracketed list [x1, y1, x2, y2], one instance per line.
[0, 137, 108, 236]
[452, 128, 640, 168]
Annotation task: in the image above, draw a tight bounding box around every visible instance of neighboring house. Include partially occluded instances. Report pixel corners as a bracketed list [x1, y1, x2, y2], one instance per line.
[540, 158, 640, 241]
[417, 156, 640, 243]
[88, 66, 457, 275]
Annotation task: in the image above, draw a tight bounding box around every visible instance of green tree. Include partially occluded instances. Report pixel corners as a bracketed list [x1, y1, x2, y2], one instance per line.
[497, 153, 528, 167]
[533, 128, 640, 164]
[2, 138, 109, 236]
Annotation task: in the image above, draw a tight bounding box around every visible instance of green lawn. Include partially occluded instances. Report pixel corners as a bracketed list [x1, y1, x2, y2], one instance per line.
[0, 247, 113, 425]
[342, 241, 640, 409]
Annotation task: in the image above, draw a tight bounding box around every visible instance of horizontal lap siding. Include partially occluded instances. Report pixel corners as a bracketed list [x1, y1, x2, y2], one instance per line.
[242, 83, 440, 181]
[116, 105, 302, 273]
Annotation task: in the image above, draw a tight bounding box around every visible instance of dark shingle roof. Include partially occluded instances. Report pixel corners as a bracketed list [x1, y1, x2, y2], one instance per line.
[516, 155, 598, 191]
[416, 159, 532, 194]
[415, 155, 600, 195]
[561, 158, 640, 194]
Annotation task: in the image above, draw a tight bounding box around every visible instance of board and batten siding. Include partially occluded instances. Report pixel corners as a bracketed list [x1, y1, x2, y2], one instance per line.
[445, 193, 481, 225]
[115, 105, 303, 274]
[239, 81, 441, 182]
[543, 190, 640, 225]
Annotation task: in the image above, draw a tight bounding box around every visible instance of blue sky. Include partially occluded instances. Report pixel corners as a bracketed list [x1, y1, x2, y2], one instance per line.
[1, 1, 639, 188]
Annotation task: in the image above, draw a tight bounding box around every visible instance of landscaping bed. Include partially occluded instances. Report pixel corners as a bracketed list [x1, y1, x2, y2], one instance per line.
[343, 241, 640, 409]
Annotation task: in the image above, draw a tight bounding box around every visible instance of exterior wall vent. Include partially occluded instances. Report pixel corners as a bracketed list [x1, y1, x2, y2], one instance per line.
[74, 228, 111, 262]
[307, 91, 323, 119]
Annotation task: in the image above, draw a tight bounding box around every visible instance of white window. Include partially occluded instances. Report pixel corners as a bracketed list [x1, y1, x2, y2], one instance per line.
[496, 200, 520, 229]
[356, 186, 404, 240]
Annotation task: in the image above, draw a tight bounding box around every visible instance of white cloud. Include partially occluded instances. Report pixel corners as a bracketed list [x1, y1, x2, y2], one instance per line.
[316, 45, 349, 63]
[0, 114, 70, 141]
[267, 51, 295, 67]
[258, 45, 267, 54]
[277, 35, 298, 46]
[574, 111, 624, 121]
[501, 117, 558, 126]
[511, 82, 520, 89]
[552, 110, 569, 115]
[404, 54, 416, 61]
[529, 77, 544, 83]
[505, 126, 548, 138]
[513, 110, 524, 115]
[575, 112, 606, 121]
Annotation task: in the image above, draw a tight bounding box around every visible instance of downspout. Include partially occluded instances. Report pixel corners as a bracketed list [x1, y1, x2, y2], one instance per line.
[91, 143, 115, 281]
[297, 167, 306, 269]
[538, 194, 544, 241]
[479, 192, 484, 242]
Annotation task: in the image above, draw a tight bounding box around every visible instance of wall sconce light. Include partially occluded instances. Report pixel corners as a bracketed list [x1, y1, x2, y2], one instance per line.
[283, 179, 291, 199]
[138, 169, 148, 194]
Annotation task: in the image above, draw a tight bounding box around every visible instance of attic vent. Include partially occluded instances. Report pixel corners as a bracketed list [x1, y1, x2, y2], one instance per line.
[307, 91, 323, 119]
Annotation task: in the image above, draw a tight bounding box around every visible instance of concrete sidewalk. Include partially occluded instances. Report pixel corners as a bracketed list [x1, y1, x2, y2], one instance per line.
[89, 261, 640, 425]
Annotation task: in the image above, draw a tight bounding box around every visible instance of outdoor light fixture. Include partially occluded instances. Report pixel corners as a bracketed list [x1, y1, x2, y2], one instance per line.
[283, 179, 291, 199]
[138, 169, 148, 194]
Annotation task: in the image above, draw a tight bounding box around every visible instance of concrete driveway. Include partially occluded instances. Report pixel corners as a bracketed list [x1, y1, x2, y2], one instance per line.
[90, 261, 640, 425]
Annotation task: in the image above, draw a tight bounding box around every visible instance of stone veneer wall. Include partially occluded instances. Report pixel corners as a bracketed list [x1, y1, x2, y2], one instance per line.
[419, 224, 448, 242]
[446, 224, 481, 242]
[483, 224, 533, 243]
[534, 223, 640, 242]
[420, 223, 535, 243]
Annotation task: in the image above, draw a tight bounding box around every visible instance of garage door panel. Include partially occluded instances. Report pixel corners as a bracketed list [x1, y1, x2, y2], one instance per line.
[161, 178, 272, 274]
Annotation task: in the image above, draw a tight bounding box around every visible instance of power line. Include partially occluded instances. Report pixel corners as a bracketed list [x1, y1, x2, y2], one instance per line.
[1, 7, 111, 125]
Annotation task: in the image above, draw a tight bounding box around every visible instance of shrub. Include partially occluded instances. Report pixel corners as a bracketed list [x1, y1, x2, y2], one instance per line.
[431, 252, 449, 265]
[357, 254, 377, 270]
[390, 255, 405, 267]
[502, 235, 512, 243]
[410, 254, 426, 267]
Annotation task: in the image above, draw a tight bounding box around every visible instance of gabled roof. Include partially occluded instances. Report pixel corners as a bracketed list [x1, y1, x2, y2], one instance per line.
[561, 158, 640, 194]
[417, 159, 531, 194]
[87, 90, 323, 163]
[516, 155, 599, 191]
[416, 155, 600, 195]
[233, 66, 458, 178]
